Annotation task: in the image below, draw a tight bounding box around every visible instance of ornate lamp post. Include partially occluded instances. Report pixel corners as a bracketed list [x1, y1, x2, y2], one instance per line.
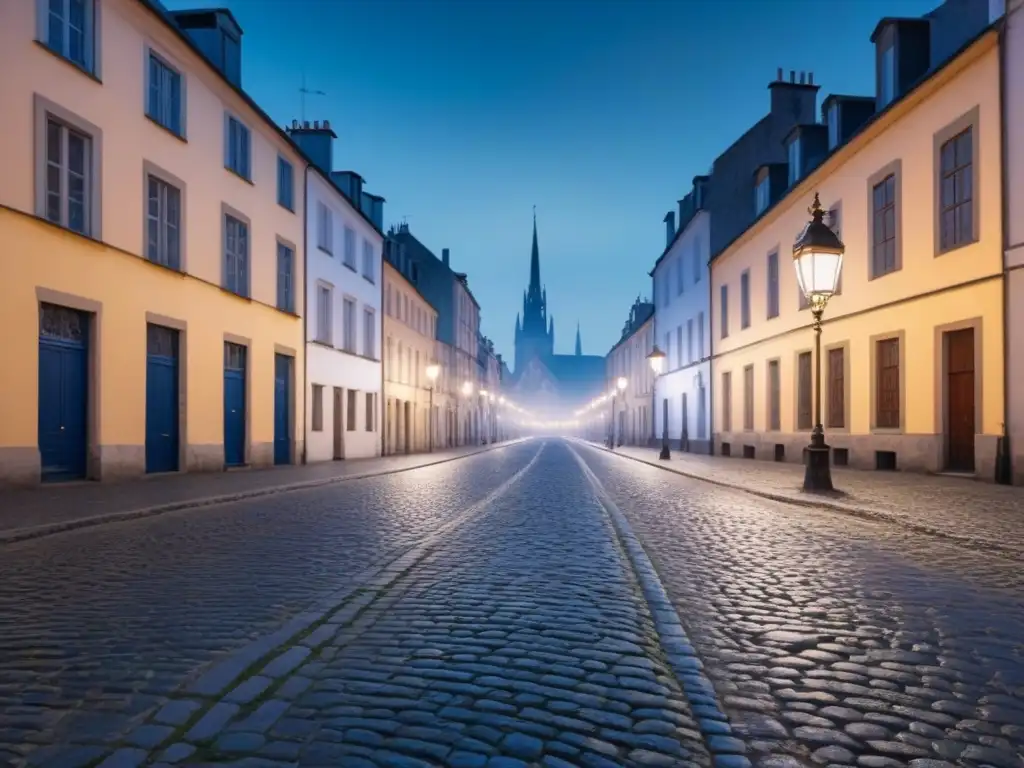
[646, 345, 670, 460]
[792, 193, 845, 492]
[608, 376, 627, 449]
[425, 362, 440, 453]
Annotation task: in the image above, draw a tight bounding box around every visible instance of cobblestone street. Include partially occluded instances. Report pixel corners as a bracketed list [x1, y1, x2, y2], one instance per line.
[2, 438, 1022, 768]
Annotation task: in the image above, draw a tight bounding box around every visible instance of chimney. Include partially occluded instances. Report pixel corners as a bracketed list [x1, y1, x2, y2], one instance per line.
[286, 119, 336, 174]
[442, 248, 450, 267]
[769, 66, 820, 125]
[663, 211, 676, 248]
[170, 9, 243, 88]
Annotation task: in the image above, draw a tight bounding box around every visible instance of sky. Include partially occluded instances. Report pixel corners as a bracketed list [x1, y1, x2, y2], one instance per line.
[163, 0, 940, 365]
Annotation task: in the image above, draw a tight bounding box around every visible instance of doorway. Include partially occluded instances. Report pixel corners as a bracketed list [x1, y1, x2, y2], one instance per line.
[945, 328, 976, 472]
[146, 324, 180, 473]
[38, 304, 89, 482]
[333, 387, 344, 460]
[223, 342, 246, 467]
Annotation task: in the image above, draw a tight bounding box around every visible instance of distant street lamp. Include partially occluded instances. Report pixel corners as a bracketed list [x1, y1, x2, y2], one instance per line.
[793, 193, 845, 492]
[425, 362, 440, 453]
[608, 376, 628, 449]
[646, 345, 670, 461]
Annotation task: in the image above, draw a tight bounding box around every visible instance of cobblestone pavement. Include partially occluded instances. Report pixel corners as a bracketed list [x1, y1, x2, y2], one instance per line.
[0, 441, 542, 765]
[601, 443, 1024, 555]
[576, 442, 1024, 768]
[0, 442, 512, 539]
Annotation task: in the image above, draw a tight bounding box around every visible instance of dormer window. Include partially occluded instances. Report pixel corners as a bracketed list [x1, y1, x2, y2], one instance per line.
[755, 173, 770, 216]
[788, 139, 801, 186]
[827, 103, 840, 150]
[880, 43, 895, 107]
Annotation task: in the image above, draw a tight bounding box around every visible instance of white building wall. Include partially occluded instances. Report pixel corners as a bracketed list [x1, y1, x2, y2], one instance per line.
[652, 211, 713, 452]
[304, 170, 382, 461]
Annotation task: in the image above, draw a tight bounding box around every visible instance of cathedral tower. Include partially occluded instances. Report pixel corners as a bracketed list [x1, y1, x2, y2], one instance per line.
[513, 209, 555, 372]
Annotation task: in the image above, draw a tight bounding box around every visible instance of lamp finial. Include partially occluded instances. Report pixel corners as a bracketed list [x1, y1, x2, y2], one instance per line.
[808, 193, 825, 222]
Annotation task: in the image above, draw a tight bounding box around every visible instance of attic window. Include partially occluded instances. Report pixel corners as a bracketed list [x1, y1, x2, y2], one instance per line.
[880, 43, 895, 107]
[755, 171, 770, 216]
[787, 139, 801, 186]
[827, 103, 840, 150]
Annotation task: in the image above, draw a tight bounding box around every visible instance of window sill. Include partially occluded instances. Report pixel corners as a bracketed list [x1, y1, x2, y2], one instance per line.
[318, 246, 333, 256]
[279, 202, 295, 214]
[146, 114, 187, 143]
[220, 286, 252, 302]
[935, 237, 978, 258]
[312, 339, 334, 349]
[363, 275, 376, 285]
[871, 427, 904, 435]
[343, 262, 357, 273]
[868, 267, 901, 282]
[35, 40, 101, 83]
[225, 166, 253, 185]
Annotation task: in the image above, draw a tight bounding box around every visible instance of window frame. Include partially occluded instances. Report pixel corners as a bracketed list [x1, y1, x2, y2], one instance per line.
[871, 333, 905, 432]
[933, 107, 980, 256]
[276, 238, 296, 313]
[826, 342, 849, 431]
[37, 0, 100, 76]
[721, 371, 732, 433]
[311, 384, 324, 432]
[317, 201, 333, 254]
[343, 226, 357, 270]
[754, 172, 770, 216]
[879, 42, 896, 108]
[766, 249, 780, 319]
[827, 102, 840, 150]
[342, 297, 357, 353]
[145, 47, 185, 138]
[787, 138, 801, 186]
[315, 282, 333, 345]
[363, 306, 376, 359]
[365, 392, 375, 432]
[362, 238, 376, 283]
[866, 159, 903, 281]
[795, 349, 813, 431]
[223, 112, 252, 181]
[720, 284, 729, 340]
[740, 269, 751, 330]
[143, 165, 183, 270]
[277, 155, 295, 212]
[221, 205, 250, 298]
[346, 388, 357, 431]
[742, 364, 754, 431]
[767, 358, 781, 432]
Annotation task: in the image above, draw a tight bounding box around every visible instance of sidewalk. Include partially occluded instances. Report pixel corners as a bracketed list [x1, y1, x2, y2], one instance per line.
[585, 440, 1024, 556]
[0, 441, 520, 543]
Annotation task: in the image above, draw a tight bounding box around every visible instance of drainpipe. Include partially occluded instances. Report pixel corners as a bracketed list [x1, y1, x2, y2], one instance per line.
[380, 241, 385, 457]
[998, 17, 1012, 484]
[301, 163, 311, 465]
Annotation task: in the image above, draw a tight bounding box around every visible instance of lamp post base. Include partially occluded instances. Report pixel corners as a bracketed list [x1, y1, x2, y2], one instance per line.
[803, 443, 834, 492]
[659, 443, 671, 461]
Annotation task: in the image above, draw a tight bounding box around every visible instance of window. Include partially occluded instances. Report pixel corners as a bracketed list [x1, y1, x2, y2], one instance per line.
[363, 307, 375, 358]
[666, 263, 675, 306]
[343, 298, 356, 353]
[827, 347, 845, 429]
[344, 227, 356, 269]
[386, 285, 393, 316]
[693, 236, 702, 282]
[311, 384, 324, 432]
[676, 326, 683, 368]
[664, 333, 671, 366]
[362, 239, 375, 283]
[787, 139, 801, 186]
[677, 254, 685, 295]
[147, 52, 183, 136]
[415, 350, 420, 387]
[347, 389, 357, 431]
[766, 250, 779, 319]
[767, 360, 780, 431]
[880, 44, 895, 107]
[827, 102, 840, 150]
[42, 0, 96, 72]
[224, 115, 250, 179]
[686, 319, 694, 365]
[276, 242, 294, 312]
[365, 392, 375, 432]
[872, 174, 898, 277]
[146, 174, 181, 269]
[722, 372, 732, 432]
[278, 157, 294, 211]
[939, 127, 974, 251]
[44, 116, 92, 235]
[697, 313, 704, 359]
[720, 285, 729, 339]
[755, 176, 770, 216]
[797, 351, 812, 430]
[743, 365, 754, 431]
[223, 214, 248, 297]
[317, 202, 333, 253]
[316, 284, 332, 344]
[876, 338, 900, 429]
[740, 271, 751, 329]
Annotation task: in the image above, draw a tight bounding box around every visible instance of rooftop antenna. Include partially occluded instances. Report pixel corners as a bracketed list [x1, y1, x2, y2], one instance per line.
[299, 72, 326, 123]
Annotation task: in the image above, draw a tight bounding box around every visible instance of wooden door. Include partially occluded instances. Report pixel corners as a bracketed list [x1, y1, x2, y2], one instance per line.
[333, 387, 344, 460]
[946, 329, 975, 472]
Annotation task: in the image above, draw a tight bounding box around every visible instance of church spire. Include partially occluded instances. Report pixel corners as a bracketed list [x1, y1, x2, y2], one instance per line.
[575, 323, 582, 356]
[528, 206, 541, 301]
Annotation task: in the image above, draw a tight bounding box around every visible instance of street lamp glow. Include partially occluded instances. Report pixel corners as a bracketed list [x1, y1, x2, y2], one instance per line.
[616, 376, 627, 392]
[489, 393, 495, 402]
[499, 396, 505, 404]
[479, 389, 488, 396]
[793, 193, 844, 310]
[425, 363, 440, 382]
[646, 344, 667, 375]
[462, 381, 474, 396]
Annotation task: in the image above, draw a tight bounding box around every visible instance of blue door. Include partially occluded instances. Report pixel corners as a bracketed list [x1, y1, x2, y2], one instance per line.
[145, 324, 180, 473]
[273, 354, 291, 465]
[224, 342, 246, 467]
[38, 304, 89, 482]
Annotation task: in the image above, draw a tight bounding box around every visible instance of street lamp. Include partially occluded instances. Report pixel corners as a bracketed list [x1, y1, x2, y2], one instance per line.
[646, 345, 670, 461]
[425, 362, 440, 453]
[608, 376, 627, 449]
[793, 193, 845, 492]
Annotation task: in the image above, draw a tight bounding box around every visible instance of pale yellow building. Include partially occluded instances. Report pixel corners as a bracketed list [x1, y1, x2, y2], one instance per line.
[383, 261, 442, 454]
[0, 1, 305, 485]
[711, 26, 1003, 478]
[605, 299, 655, 446]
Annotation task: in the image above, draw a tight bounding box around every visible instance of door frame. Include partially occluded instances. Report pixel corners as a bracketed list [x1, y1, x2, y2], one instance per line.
[333, 386, 345, 460]
[223, 334, 252, 467]
[36, 289, 103, 480]
[147, 313, 188, 472]
[273, 352, 294, 465]
[935, 318, 983, 471]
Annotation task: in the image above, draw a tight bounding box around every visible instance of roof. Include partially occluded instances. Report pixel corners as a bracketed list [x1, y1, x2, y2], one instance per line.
[135, 0, 383, 238]
[383, 259, 437, 316]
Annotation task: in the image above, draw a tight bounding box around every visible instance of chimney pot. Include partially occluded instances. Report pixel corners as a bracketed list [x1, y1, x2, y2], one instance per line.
[303, 120, 310, 129]
[291, 119, 298, 129]
[790, 70, 796, 83]
[808, 71, 814, 85]
[799, 71, 805, 84]
[313, 120, 320, 129]
[324, 119, 330, 129]
[777, 66, 783, 80]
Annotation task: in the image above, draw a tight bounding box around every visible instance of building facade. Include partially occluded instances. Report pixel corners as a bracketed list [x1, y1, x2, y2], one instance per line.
[712, 13, 1003, 478]
[288, 121, 383, 462]
[605, 299, 655, 446]
[383, 260, 440, 454]
[651, 183, 713, 454]
[0, 0, 306, 486]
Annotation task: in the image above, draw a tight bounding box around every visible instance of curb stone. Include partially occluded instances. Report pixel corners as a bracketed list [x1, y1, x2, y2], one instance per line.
[1, 439, 529, 546]
[576, 439, 1019, 559]
[567, 445, 752, 767]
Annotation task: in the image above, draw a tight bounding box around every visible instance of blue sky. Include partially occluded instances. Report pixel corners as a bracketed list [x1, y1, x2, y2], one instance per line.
[163, 0, 938, 364]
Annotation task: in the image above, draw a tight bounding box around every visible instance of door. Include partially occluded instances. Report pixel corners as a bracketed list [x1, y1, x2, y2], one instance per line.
[223, 342, 246, 467]
[681, 392, 689, 443]
[946, 328, 976, 472]
[404, 401, 412, 453]
[273, 354, 291, 465]
[333, 387, 344, 460]
[145, 324, 179, 473]
[38, 304, 89, 482]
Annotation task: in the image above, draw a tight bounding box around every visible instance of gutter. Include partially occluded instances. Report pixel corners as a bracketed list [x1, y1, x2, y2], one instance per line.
[998, 16, 1012, 484]
[301, 162, 310, 465]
